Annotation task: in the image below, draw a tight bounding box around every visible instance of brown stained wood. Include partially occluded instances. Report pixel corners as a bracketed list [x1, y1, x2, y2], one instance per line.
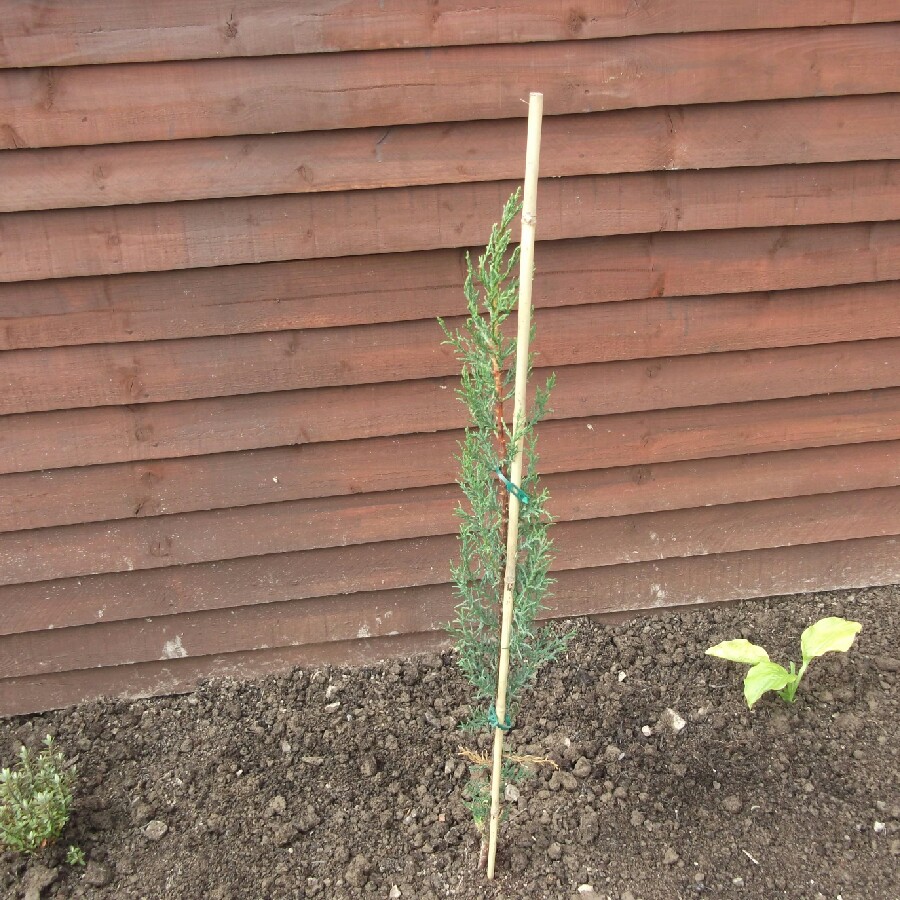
[3, 503, 899, 679]
[5, 162, 900, 282]
[0, 244, 471, 349]
[3, 25, 900, 149]
[4, 534, 899, 717]
[3, 453, 900, 635]
[0, 341, 898, 484]
[6, 94, 900, 212]
[2, 230, 898, 355]
[2, 338, 900, 527]
[0, 630, 450, 718]
[4, 1, 897, 68]
[3, 388, 900, 585]
[2, 280, 899, 415]
[3, 222, 898, 350]
[0, 332, 898, 478]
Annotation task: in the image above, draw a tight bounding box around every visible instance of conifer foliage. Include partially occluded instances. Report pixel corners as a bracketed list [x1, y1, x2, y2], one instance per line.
[439, 191, 569, 839]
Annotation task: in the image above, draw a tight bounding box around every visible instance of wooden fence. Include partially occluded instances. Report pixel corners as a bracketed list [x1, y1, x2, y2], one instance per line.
[1, 2, 899, 715]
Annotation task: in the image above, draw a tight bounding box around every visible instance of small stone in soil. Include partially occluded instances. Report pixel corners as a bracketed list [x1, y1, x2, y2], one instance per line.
[130, 800, 153, 825]
[573, 756, 592, 778]
[83, 860, 113, 887]
[360, 753, 378, 777]
[301, 756, 324, 766]
[663, 847, 680, 865]
[504, 782, 520, 802]
[722, 795, 743, 814]
[578, 808, 599, 841]
[297, 805, 321, 833]
[549, 770, 579, 791]
[143, 820, 168, 841]
[548, 842, 562, 860]
[663, 708, 687, 733]
[344, 854, 370, 888]
[22, 864, 58, 900]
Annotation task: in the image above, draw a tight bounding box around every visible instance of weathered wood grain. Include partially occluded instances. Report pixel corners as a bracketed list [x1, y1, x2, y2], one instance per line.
[3, 535, 898, 715]
[7, 344, 895, 478]
[3, 281, 898, 415]
[2, 388, 899, 585]
[3, 222, 897, 350]
[3, 495, 898, 678]
[4, 161, 900, 283]
[0, 630, 450, 717]
[4, 1, 897, 68]
[3, 447, 899, 634]
[2, 338, 899, 527]
[3, 25, 899, 149]
[5, 94, 900, 212]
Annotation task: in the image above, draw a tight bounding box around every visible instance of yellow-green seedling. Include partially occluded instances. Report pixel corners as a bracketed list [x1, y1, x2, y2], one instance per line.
[0, 735, 75, 855]
[706, 616, 862, 708]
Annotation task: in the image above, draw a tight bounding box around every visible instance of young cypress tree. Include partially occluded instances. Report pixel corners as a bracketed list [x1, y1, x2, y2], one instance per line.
[439, 190, 570, 859]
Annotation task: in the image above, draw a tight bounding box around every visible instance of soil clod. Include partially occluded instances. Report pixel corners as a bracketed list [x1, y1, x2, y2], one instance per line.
[0, 585, 897, 899]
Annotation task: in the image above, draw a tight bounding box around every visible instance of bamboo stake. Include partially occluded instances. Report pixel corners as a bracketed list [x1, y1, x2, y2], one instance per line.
[486, 91, 543, 880]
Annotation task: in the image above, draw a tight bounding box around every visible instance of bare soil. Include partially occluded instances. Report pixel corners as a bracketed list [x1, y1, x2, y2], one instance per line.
[2, 584, 898, 900]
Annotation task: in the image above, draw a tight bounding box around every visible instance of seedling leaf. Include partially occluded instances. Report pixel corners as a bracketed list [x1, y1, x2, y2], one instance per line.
[743, 661, 792, 708]
[706, 639, 769, 665]
[800, 617, 862, 664]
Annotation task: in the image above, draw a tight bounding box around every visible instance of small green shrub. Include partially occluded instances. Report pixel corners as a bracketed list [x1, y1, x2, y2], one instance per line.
[706, 616, 862, 708]
[66, 844, 86, 866]
[0, 735, 75, 855]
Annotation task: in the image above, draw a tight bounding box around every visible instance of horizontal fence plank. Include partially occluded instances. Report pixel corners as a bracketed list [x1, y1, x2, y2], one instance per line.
[2, 342, 898, 478]
[3, 222, 898, 349]
[3, 498, 898, 678]
[5, 1, 898, 68]
[0, 630, 451, 718]
[4, 161, 900, 282]
[3, 25, 900, 149]
[2, 388, 899, 585]
[6, 94, 900, 212]
[4, 281, 899, 415]
[3, 536, 898, 715]
[3, 443, 899, 634]
[2, 338, 899, 526]
[0, 537, 900, 715]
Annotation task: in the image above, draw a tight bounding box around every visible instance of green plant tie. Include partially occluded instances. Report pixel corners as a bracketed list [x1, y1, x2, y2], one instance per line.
[494, 467, 530, 505]
[488, 704, 513, 732]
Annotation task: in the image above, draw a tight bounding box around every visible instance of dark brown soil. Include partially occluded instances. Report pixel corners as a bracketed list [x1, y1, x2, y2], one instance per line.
[2, 585, 898, 900]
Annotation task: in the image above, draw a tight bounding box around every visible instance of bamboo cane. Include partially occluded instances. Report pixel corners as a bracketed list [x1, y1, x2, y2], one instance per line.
[486, 91, 544, 880]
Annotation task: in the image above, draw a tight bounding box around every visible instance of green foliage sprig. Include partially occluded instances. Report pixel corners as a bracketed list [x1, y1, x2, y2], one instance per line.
[439, 191, 570, 832]
[706, 616, 862, 708]
[0, 735, 75, 855]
